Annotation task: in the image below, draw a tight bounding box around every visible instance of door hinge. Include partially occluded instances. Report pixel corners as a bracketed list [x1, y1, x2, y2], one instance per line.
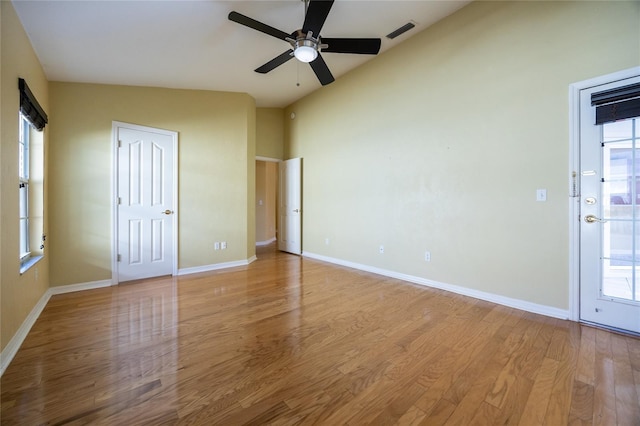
[118, 140, 122, 148]
[117, 254, 121, 262]
[117, 197, 121, 205]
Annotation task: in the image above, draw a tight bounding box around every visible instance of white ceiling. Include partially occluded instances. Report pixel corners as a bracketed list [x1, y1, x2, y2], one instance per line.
[12, 0, 471, 108]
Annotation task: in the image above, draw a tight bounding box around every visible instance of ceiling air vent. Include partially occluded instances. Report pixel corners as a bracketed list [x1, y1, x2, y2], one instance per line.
[386, 22, 416, 40]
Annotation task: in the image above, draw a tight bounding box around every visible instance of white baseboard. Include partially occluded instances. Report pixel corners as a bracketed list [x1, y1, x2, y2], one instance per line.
[302, 251, 569, 320]
[49, 279, 113, 295]
[256, 237, 276, 246]
[177, 257, 256, 276]
[0, 289, 50, 376]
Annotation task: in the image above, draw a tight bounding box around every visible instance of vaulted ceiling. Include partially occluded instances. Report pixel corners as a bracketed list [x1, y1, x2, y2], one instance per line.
[12, 1, 471, 107]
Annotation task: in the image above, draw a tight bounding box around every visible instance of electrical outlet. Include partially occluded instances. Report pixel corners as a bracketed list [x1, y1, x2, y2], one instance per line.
[221, 241, 227, 250]
[425, 251, 431, 262]
[214, 242, 220, 250]
[379, 245, 384, 254]
[325, 238, 330, 245]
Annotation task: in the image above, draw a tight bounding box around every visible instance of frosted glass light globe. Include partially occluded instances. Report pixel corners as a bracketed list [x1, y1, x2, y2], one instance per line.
[294, 45, 317, 63]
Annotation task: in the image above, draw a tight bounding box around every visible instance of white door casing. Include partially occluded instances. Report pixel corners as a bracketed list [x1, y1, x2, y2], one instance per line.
[112, 122, 178, 283]
[278, 158, 302, 255]
[578, 75, 640, 334]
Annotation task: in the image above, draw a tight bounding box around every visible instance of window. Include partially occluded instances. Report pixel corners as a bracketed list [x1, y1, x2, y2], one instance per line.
[19, 113, 31, 261]
[18, 78, 47, 272]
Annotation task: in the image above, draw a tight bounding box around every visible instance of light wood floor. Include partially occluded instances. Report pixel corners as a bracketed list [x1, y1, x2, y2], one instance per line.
[2, 244, 639, 425]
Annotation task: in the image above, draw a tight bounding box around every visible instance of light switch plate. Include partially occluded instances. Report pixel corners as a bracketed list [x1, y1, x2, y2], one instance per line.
[536, 189, 547, 202]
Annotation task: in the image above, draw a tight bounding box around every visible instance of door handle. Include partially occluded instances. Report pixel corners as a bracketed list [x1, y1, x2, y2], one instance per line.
[293, 209, 300, 213]
[161, 209, 174, 215]
[584, 214, 606, 223]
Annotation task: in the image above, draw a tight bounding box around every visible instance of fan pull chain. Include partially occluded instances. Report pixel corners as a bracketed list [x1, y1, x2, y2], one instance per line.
[297, 61, 300, 87]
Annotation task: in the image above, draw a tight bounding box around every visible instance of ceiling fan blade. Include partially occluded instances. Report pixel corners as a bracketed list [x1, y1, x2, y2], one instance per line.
[302, 0, 334, 36]
[255, 50, 295, 74]
[228, 11, 290, 41]
[309, 54, 335, 86]
[321, 38, 381, 55]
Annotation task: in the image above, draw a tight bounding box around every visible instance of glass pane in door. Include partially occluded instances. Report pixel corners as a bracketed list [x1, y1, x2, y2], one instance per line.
[601, 118, 639, 302]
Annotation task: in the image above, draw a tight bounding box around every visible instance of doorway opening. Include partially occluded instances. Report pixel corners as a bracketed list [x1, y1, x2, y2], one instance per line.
[255, 158, 278, 247]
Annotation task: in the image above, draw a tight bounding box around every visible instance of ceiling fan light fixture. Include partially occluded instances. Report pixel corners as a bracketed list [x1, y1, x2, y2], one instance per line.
[293, 39, 318, 63]
[228, 0, 381, 86]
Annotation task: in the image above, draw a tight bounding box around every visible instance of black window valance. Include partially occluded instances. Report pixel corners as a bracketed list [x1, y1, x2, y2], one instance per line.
[18, 78, 48, 131]
[591, 82, 640, 125]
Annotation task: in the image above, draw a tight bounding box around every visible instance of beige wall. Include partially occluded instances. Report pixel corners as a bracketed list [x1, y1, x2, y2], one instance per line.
[1, 2, 50, 351]
[255, 161, 278, 243]
[285, 1, 640, 310]
[48, 83, 256, 286]
[256, 108, 284, 160]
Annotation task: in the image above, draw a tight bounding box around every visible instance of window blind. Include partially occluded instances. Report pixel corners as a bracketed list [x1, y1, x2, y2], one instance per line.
[18, 78, 48, 131]
[591, 82, 640, 125]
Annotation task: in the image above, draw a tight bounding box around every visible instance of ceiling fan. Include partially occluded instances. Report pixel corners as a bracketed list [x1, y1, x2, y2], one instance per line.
[228, 0, 381, 86]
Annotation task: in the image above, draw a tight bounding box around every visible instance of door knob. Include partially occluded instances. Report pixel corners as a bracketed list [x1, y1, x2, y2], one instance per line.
[584, 214, 606, 223]
[161, 209, 173, 215]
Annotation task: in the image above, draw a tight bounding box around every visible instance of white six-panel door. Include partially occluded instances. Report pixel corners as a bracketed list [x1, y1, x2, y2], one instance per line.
[115, 123, 177, 282]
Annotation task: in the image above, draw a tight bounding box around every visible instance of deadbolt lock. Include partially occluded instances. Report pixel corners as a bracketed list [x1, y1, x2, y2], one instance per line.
[585, 197, 597, 205]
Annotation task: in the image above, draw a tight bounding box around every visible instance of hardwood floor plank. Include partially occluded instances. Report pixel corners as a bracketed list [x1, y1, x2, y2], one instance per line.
[543, 323, 581, 425]
[629, 337, 640, 372]
[395, 404, 428, 425]
[518, 357, 559, 426]
[413, 308, 513, 415]
[419, 398, 456, 425]
[592, 328, 618, 426]
[416, 314, 506, 390]
[611, 334, 640, 423]
[484, 318, 541, 409]
[2, 244, 639, 425]
[367, 381, 426, 425]
[568, 379, 594, 424]
[490, 373, 533, 425]
[301, 389, 355, 425]
[467, 401, 500, 426]
[441, 359, 504, 426]
[575, 325, 597, 386]
[634, 368, 640, 411]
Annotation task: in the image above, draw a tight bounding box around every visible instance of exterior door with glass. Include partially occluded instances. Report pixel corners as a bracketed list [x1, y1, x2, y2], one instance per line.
[579, 76, 640, 334]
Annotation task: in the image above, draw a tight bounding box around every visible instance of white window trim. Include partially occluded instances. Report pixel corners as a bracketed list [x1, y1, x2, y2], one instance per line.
[19, 113, 31, 264]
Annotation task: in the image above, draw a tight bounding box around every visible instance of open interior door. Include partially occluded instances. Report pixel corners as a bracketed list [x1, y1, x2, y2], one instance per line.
[278, 158, 302, 255]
